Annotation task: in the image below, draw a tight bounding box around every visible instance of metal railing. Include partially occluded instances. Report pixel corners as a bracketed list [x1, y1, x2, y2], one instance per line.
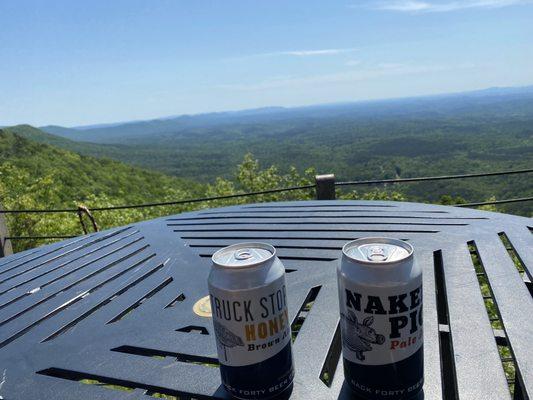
[1, 167, 532, 256]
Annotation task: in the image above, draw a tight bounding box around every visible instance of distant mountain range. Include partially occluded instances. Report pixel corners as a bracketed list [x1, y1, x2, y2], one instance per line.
[40, 85, 533, 144]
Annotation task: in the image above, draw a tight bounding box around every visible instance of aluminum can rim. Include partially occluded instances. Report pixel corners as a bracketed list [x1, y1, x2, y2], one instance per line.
[342, 237, 413, 265]
[211, 242, 276, 269]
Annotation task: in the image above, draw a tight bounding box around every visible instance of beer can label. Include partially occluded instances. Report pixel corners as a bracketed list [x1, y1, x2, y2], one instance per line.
[209, 279, 291, 367]
[339, 278, 423, 365]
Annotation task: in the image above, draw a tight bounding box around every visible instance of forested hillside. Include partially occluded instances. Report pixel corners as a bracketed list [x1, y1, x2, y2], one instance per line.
[0, 128, 321, 251]
[7, 125, 137, 165]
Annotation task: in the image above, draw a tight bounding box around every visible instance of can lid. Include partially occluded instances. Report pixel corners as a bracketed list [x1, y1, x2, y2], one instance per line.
[212, 242, 275, 268]
[342, 237, 413, 264]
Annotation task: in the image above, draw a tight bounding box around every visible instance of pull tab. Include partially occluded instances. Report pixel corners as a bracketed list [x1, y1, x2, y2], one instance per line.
[367, 246, 388, 261]
[234, 248, 253, 260]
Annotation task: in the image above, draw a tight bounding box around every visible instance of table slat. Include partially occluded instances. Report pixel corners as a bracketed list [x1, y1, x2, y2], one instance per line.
[474, 234, 533, 398]
[442, 243, 511, 399]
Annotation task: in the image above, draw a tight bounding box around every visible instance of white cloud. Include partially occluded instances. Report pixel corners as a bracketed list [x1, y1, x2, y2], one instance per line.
[226, 48, 357, 61]
[366, 0, 532, 13]
[374, 0, 434, 11]
[272, 48, 357, 57]
[216, 62, 474, 92]
[345, 59, 362, 66]
[376, 62, 409, 69]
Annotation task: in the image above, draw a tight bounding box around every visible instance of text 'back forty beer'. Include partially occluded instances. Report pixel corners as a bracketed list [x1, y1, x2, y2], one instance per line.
[337, 238, 423, 400]
[208, 243, 294, 400]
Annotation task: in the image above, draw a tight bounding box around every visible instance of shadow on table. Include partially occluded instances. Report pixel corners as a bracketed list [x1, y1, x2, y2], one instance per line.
[337, 381, 425, 400]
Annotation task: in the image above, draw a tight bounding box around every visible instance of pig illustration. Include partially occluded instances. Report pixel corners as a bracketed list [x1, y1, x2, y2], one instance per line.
[341, 311, 385, 361]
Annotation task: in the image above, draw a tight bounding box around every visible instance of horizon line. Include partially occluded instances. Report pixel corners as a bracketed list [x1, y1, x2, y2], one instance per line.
[4, 83, 532, 129]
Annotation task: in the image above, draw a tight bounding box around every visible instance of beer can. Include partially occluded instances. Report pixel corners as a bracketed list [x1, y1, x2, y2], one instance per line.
[337, 238, 423, 399]
[208, 243, 294, 399]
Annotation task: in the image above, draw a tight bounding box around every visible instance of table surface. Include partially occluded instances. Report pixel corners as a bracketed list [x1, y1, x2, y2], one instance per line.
[0, 200, 531, 400]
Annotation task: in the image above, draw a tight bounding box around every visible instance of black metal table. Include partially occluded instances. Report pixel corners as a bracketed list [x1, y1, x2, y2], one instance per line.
[0, 200, 531, 400]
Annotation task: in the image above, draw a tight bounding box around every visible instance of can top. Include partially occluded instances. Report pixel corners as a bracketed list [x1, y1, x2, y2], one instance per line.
[342, 237, 413, 265]
[212, 242, 275, 269]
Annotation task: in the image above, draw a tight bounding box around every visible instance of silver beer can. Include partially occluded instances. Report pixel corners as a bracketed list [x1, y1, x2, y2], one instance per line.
[337, 238, 423, 400]
[208, 242, 294, 399]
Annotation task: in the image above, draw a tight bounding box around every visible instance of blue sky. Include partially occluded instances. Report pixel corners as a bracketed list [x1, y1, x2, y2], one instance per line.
[1, 0, 532, 126]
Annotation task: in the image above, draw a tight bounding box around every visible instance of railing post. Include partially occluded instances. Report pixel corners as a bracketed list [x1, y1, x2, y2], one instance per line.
[315, 174, 336, 200]
[0, 204, 13, 257]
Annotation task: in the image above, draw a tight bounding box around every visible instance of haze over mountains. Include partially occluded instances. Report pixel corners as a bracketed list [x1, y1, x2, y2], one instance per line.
[41, 86, 533, 144]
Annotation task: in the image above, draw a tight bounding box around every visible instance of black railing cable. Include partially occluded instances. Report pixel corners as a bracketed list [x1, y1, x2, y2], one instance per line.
[6, 235, 77, 240]
[0, 184, 316, 214]
[456, 197, 533, 207]
[5, 197, 532, 244]
[336, 168, 533, 186]
[0, 167, 531, 215]
[4, 195, 533, 244]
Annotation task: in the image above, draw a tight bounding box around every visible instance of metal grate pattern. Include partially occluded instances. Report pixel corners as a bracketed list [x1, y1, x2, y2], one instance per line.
[0, 200, 531, 400]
